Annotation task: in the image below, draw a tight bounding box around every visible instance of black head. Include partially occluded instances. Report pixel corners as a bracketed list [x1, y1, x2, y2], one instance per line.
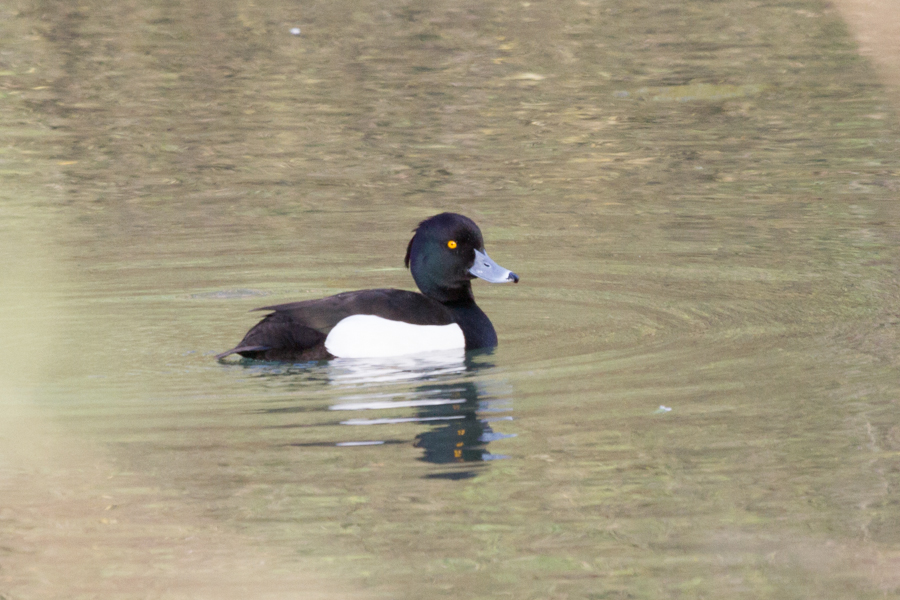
[404, 213, 518, 303]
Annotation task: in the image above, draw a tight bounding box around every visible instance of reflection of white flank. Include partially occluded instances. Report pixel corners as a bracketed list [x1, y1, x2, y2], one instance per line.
[325, 314, 465, 358]
[336, 387, 467, 403]
[330, 398, 463, 411]
[336, 441, 385, 446]
[341, 415, 466, 426]
[326, 348, 466, 386]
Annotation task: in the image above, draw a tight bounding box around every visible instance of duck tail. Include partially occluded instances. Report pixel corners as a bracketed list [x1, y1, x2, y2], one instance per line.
[215, 345, 270, 360]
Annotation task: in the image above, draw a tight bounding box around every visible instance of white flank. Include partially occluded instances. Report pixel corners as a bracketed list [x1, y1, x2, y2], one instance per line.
[324, 314, 465, 358]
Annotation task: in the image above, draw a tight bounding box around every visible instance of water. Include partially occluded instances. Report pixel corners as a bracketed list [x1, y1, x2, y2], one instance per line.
[3, 0, 900, 598]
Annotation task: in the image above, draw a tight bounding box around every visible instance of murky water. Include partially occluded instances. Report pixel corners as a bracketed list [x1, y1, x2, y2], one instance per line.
[4, 0, 900, 597]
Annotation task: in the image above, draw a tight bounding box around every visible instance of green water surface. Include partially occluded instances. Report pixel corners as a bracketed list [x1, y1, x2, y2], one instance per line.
[3, 0, 900, 598]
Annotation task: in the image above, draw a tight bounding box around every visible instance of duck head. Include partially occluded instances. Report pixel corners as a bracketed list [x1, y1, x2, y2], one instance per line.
[404, 213, 519, 303]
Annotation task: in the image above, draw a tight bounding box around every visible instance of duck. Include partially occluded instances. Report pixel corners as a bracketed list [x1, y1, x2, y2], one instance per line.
[216, 212, 519, 362]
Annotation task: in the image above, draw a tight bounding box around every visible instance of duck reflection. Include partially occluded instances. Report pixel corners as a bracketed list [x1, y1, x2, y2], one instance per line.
[410, 381, 513, 464]
[326, 350, 515, 476]
[246, 349, 515, 477]
[333, 379, 513, 457]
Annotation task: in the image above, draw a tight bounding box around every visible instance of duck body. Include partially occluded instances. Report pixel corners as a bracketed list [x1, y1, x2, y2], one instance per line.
[217, 213, 517, 362]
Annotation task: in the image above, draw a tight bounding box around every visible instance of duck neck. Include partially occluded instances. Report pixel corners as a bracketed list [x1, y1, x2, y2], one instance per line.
[416, 278, 499, 349]
[442, 294, 498, 350]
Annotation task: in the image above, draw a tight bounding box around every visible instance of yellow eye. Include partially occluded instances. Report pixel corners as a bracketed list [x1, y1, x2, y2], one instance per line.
[447, 240, 457, 249]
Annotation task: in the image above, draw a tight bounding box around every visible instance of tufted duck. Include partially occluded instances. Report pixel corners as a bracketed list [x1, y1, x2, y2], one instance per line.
[216, 213, 518, 361]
